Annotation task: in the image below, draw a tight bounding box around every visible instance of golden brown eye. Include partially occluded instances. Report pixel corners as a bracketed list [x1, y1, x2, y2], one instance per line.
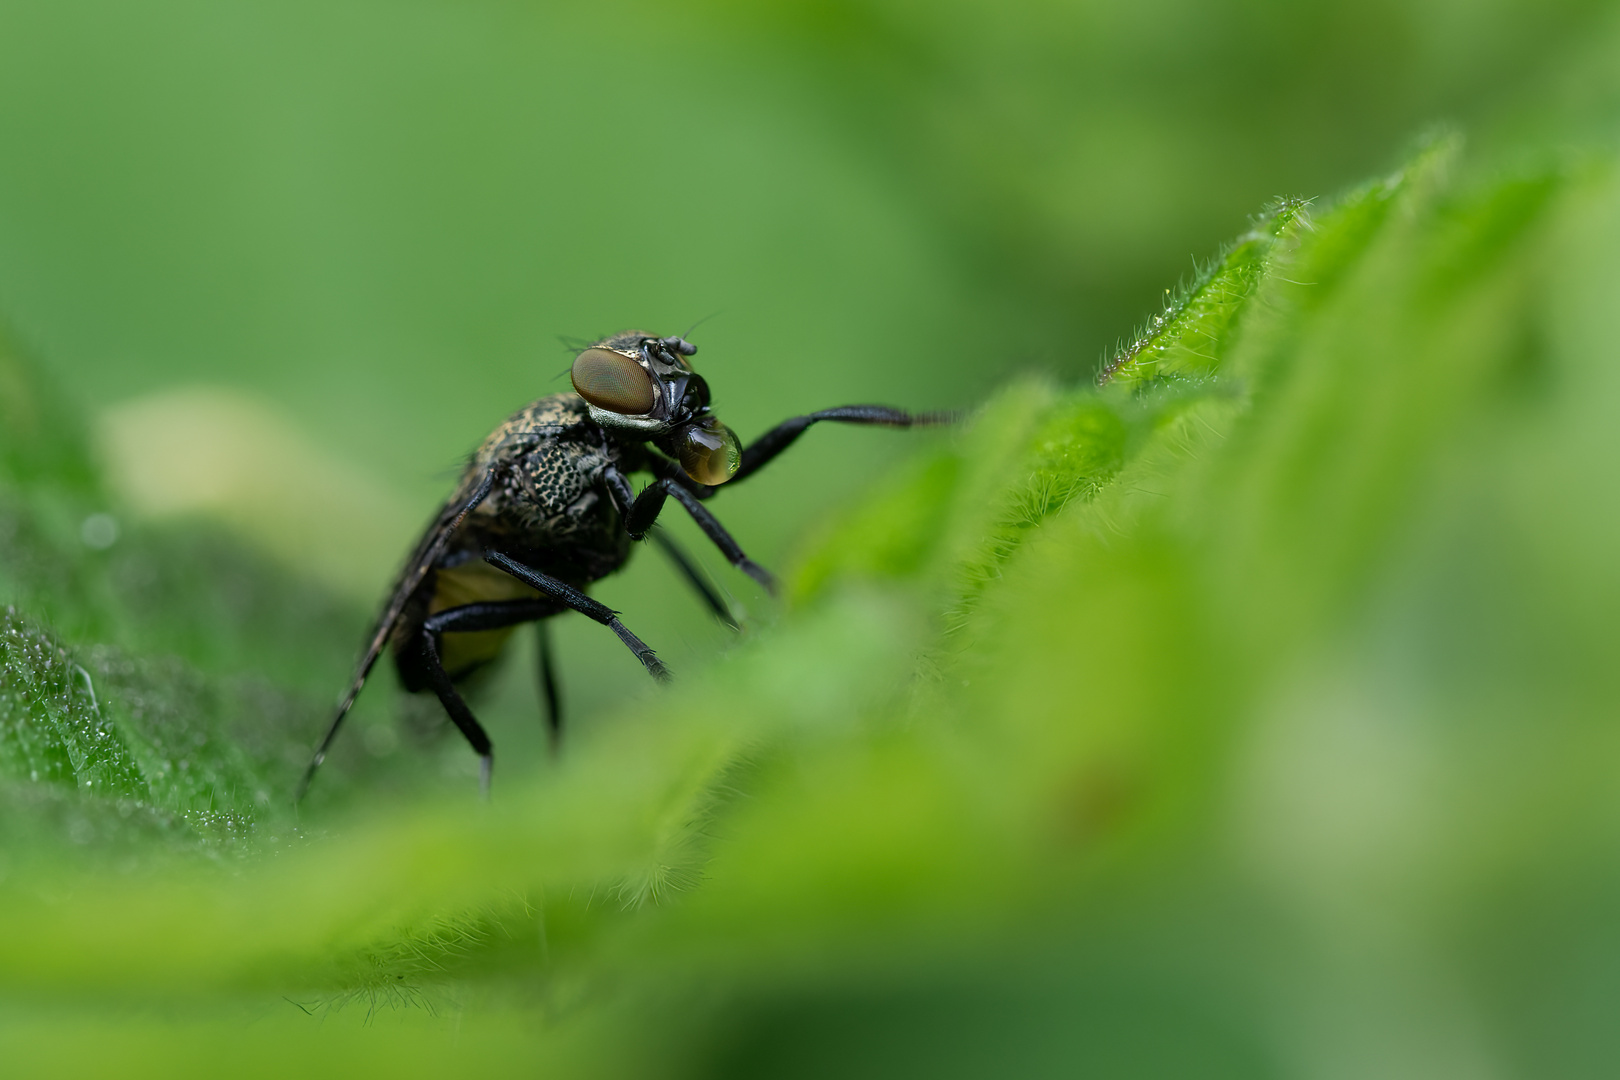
[678, 417, 741, 486]
[571, 348, 656, 414]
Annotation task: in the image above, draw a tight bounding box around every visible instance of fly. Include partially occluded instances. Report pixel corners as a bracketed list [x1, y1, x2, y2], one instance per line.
[298, 330, 946, 796]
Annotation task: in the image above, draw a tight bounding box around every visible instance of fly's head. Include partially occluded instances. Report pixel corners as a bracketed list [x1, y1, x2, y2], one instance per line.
[570, 330, 741, 486]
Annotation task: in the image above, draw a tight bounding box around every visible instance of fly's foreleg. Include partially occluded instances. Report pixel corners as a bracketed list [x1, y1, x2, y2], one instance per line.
[602, 466, 776, 593]
[730, 406, 952, 486]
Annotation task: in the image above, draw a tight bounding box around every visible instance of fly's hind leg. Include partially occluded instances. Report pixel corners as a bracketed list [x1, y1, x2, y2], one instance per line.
[420, 598, 560, 792]
[536, 620, 563, 754]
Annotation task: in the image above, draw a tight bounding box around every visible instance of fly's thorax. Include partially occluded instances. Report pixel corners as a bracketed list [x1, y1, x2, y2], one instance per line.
[465, 425, 636, 555]
[469, 394, 593, 469]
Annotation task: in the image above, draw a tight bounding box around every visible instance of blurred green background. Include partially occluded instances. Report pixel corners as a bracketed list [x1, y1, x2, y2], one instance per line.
[3, 0, 1614, 739]
[2, 0, 1619, 1076]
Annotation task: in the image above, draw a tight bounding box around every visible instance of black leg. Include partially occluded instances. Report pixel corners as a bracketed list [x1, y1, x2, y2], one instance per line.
[484, 551, 670, 681]
[419, 627, 495, 795]
[419, 598, 563, 794]
[423, 599, 561, 635]
[602, 466, 776, 592]
[731, 405, 952, 485]
[536, 620, 562, 753]
[298, 463, 506, 801]
[649, 528, 740, 631]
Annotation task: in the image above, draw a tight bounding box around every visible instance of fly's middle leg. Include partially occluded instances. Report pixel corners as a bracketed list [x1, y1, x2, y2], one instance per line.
[484, 552, 670, 681]
[420, 598, 561, 792]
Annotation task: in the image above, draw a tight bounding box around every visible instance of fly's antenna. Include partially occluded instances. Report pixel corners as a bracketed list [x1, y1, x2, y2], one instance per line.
[680, 310, 723, 343]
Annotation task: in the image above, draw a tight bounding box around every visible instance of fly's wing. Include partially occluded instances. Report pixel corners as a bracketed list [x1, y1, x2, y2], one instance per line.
[296, 463, 502, 799]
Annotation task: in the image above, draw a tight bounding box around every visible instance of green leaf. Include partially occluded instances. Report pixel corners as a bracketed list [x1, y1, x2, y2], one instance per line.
[4, 138, 1620, 1076]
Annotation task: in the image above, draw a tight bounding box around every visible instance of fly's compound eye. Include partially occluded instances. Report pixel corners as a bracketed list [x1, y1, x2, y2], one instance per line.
[571, 348, 657, 414]
[678, 416, 741, 486]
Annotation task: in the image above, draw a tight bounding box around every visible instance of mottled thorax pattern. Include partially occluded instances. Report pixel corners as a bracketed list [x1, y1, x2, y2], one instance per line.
[455, 393, 639, 582]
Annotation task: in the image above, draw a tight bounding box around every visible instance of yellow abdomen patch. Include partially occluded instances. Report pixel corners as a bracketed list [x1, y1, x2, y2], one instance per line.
[429, 560, 545, 676]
